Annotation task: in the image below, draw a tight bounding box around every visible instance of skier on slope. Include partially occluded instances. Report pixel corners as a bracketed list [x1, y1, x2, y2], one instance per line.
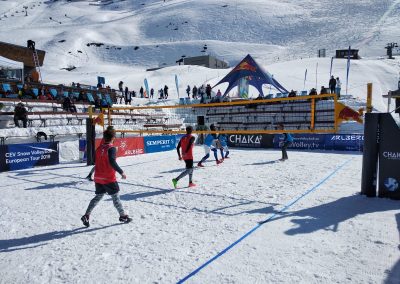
[81, 128, 131, 227]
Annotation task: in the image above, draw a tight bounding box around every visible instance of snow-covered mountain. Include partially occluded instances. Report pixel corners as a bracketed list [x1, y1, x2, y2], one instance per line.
[1, 0, 400, 111]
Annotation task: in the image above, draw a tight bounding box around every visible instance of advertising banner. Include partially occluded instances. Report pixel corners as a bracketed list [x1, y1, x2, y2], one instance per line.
[95, 137, 145, 157]
[228, 134, 274, 148]
[0, 142, 59, 172]
[325, 134, 364, 151]
[79, 139, 87, 162]
[144, 135, 176, 154]
[273, 134, 325, 150]
[378, 113, 400, 199]
[273, 134, 363, 152]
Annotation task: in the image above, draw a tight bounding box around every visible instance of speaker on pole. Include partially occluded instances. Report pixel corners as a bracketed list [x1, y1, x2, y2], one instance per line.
[361, 113, 380, 197]
[86, 118, 96, 166]
[197, 116, 205, 126]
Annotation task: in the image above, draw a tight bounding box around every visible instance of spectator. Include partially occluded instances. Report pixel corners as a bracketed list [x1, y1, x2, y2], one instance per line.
[150, 88, 154, 99]
[288, 90, 297, 97]
[97, 82, 102, 89]
[186, 85, 190, 97]
[164, 85, 169, 99]
[159, 88, 164, 99]
[139, 86, 144, 98]
[94, 97, 101, 109]
[206, 84, 212, 99]
[19, 84, 34, 99]
[125, 88, 132, 105]
[14, 102, 28, 128]
[46, 92, 53, 100]
[255, 93, 264, 100]
[62, 97, 77, 113]
[78, 91, 85, 102]
[329, 76, 336, 94]
[215, 89, 222, 102]
[336, 77, 342, 98]
[309, 88, 317, 96]
[27, 40, 35, 50]
[76, 83, 81, 89]
[320, 86, 328, 95]
[192, 85, 198, 99]
[31, 70, 39, 82]
[72, 82, 76, 87]
[118, 81, 123, 94]
[39, 86, 46, 100]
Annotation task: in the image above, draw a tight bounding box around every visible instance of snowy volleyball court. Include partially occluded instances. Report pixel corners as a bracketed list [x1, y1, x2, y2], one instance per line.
[0, 147, 398, 283]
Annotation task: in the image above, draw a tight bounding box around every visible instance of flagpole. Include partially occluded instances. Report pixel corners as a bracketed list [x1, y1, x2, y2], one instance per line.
[315, 63, 318, 90]
[346, 46, 351, 96]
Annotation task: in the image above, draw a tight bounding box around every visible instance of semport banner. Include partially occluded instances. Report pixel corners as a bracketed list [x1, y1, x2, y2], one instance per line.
[144, 136, 176, 153]
[0, 142, 59, 172]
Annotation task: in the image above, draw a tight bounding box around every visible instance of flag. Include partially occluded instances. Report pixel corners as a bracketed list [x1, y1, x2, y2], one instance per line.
[144, 78, 150, 99]
[335, 102, 363, 124]
[346, 46, 351, 95]
[329, 57, 334, 78]
[93, 113, 104, 126]
[175, 74, 180, 98]
[303, 68, 307, 90]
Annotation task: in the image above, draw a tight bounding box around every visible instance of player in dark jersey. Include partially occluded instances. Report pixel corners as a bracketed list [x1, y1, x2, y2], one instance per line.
[81, 129, 131, 227]
[172, 126, 196, 188]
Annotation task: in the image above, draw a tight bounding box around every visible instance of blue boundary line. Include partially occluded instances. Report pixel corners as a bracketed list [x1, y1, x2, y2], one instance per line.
[177, 158, 352, 284]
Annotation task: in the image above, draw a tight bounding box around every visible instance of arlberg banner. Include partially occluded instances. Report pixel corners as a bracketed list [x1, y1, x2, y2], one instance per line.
[0, 142, 59, 172]
[95, 137, 145, 157]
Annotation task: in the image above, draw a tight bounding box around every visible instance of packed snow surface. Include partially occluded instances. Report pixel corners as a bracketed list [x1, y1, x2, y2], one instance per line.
[0, 147, 399, 283]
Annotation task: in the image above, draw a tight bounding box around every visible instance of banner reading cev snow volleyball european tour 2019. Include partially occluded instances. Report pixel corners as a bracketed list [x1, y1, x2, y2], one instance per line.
[0, 142, 59, 172]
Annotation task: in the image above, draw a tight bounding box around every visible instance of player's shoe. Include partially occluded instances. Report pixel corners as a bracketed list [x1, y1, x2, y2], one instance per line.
[172, 178, 178, 189]
[216, 160, 222, 165]
[197, 162, 204, 167]
[188, 182, 196, 187]
[224, 156, 230, 159]
[119, 215, 132, 223]
[81, 215, 90, 227]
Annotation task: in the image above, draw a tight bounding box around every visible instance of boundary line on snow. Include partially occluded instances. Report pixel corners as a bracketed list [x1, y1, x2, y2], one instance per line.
[176, 158, 353, 283]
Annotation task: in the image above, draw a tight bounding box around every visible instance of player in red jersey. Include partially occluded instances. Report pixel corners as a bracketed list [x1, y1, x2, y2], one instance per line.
[172, 126, 196, 188]
[81, 128, 131, 227]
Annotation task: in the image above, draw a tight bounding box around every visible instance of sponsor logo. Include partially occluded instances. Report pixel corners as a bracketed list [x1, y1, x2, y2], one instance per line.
[382, 151, 400, 160]
[330, 135, 364, 141]
[124, 149, 144, 156]
[229, 135, 262, 144]
[146, 139, 173, 146]
[119, 140, 127, 149]
[233, 61, 257, 72]
[384, 177, 399, 192]
[28, 146, 58, 153]
[338, 106, 363, 123]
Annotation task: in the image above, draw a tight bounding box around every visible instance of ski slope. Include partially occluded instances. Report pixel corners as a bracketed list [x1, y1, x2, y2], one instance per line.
[0, 0, 399, 112]
[0, 147, 399, 283]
